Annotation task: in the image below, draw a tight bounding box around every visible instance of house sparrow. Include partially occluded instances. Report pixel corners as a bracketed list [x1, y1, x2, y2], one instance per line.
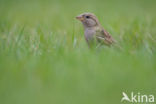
[76, 13, 115, 47]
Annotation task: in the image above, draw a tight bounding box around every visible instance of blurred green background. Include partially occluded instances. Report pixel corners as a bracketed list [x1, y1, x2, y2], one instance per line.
[0, 0, 156, 104]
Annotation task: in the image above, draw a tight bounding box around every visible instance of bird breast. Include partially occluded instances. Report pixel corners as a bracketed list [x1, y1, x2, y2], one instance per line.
[84, 28, 96, 41]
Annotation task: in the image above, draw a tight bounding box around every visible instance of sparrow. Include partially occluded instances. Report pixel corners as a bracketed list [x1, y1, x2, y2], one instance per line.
[76, 13, 115, 47]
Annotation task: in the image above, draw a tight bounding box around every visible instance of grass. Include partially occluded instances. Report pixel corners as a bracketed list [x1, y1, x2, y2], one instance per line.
[0, 0, 156, 104]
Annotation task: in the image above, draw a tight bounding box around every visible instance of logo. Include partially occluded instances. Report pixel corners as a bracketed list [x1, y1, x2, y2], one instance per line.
[121, 92, 155, 103]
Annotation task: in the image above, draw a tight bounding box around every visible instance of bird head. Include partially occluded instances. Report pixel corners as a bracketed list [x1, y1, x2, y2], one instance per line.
[76, 13, 100, 28]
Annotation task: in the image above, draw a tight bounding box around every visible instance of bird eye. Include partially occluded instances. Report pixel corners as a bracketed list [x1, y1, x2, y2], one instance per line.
[86, 16, 90, 19]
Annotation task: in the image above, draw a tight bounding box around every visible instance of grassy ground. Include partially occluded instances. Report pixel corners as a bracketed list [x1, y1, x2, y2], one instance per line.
[0, 0, 156, 104]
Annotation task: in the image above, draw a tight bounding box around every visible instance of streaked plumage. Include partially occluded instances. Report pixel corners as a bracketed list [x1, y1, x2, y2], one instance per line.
[76, 13, 115, 47]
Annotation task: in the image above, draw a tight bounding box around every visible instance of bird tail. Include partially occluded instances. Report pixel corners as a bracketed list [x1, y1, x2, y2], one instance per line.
[112, 40, 123, 51]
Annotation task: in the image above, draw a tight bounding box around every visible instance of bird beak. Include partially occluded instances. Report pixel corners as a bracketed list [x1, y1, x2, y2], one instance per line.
[76, 16, 84, 21]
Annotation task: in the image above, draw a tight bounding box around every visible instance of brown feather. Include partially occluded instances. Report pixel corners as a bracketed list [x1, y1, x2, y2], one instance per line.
[76, 13, 119, 47]
[95, 28, 115, 46]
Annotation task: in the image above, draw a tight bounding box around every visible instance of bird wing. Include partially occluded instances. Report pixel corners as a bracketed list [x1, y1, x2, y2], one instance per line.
[95, 29, 115, 45]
